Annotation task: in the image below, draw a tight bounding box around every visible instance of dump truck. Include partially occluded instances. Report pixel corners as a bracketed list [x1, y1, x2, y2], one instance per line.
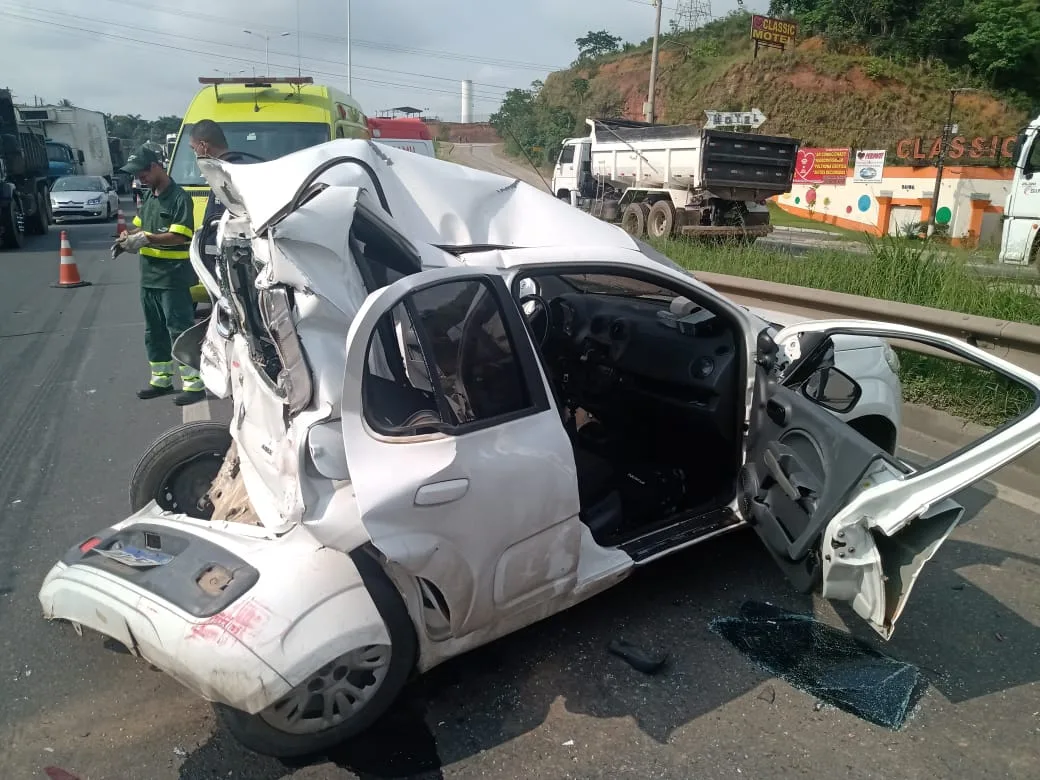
[550, 118, 800, 241]
[0, 89, 51, 248]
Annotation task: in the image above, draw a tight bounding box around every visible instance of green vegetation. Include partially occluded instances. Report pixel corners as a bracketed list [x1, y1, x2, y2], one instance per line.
[104, 113, 183, 150]
[653, 236, 1040, 425]
[492, 8, 1033, 170]
[769, 0, 1040, 101]
[766, 203, 863, 239]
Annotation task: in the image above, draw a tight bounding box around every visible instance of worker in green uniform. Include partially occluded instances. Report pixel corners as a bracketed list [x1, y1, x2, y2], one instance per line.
[115, 144, 206, 406]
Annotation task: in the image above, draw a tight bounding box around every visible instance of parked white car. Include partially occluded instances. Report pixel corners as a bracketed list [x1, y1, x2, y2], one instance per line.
[49, 174, 119, 222]
[38, 140, 1040, 759]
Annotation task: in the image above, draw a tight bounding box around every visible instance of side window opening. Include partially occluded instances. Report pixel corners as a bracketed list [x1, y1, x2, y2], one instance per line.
[1027, 136, 1040, 170]
[558, 144, 575, 165]
[363, 279, 532, 436]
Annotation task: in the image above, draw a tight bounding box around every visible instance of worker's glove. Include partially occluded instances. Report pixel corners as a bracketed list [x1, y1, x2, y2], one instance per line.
[120, 231, 151, 253]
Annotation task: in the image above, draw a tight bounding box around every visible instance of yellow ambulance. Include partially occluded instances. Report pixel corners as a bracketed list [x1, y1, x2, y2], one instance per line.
[165, 76, 369, 304]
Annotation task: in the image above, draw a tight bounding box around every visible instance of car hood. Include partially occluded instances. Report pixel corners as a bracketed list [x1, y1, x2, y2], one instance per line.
[198, 138, 641, 252]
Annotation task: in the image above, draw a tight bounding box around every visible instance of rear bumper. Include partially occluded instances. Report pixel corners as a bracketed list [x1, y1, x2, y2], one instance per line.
[39, 502, 389, 714]
[39, 559, 291, 712]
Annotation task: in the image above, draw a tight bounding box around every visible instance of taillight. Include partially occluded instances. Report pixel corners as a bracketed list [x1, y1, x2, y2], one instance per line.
[79, 536, 102, 553]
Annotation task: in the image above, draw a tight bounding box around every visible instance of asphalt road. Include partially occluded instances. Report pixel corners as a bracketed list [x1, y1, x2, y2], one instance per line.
[0, 202, 1038, 779]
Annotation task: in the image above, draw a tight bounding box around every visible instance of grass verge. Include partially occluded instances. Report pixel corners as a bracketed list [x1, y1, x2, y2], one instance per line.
[766, 203, 866, 240]
[653, 235, 1040, 426]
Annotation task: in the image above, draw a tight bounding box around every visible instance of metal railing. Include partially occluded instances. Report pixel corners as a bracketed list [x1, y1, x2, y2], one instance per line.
[696, 271, 1040, 374]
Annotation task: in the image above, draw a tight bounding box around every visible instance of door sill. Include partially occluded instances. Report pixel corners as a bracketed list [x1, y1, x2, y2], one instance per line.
[620, 507, 744, 564]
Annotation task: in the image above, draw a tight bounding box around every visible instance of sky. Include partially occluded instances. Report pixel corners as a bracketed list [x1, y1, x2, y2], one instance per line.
[0, 0, 763, 121]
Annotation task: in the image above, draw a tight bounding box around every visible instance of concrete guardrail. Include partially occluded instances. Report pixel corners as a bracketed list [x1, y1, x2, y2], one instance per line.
[695, 271, 1040, 375]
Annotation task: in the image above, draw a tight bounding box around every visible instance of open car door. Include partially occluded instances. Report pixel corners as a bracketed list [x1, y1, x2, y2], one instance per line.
[740, 319, 1040, 639]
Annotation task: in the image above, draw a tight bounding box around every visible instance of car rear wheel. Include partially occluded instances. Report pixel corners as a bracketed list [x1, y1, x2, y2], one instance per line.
[215, 548, 418, 758]
[129, 420, 232, 518]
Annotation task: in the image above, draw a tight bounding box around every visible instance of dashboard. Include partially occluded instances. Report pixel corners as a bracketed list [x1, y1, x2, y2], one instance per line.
[541, 292, 739, 425]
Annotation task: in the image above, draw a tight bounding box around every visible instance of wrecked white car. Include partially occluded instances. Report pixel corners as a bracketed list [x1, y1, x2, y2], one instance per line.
[39, 140, 1040, 758]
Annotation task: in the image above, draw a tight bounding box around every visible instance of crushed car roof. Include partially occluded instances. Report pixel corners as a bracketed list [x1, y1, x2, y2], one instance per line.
[198, 138, 645, 252]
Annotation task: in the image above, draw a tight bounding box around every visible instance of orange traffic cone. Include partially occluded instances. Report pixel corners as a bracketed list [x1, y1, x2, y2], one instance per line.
[113, 209, 127, 237]
[51, 231, 91, 289]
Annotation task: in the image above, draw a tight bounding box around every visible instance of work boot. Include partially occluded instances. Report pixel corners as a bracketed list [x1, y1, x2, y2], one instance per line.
[137, 385, 176, 400]
[174, 389, 207, 406]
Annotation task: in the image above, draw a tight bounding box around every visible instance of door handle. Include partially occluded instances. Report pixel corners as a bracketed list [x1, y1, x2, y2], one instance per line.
[414, 478, 470, 507]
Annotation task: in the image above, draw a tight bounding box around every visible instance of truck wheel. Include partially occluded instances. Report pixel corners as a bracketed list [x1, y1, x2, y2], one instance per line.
[25, 190, 49, 236]
[621, 203, 648, 237]
[0, 203, 23, 249]
[647, 201, 675, 239]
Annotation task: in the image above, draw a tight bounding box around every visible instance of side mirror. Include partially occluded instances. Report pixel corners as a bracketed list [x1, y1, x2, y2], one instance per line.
[801, 366, 861, 414]
[76, 150, 85, 164]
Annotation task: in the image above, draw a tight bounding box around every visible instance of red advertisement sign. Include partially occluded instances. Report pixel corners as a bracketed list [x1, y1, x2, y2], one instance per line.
[794, 147, 850, 185]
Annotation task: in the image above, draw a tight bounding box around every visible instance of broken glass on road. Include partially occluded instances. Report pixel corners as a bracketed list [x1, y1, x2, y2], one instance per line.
[710, 601, 927, 729]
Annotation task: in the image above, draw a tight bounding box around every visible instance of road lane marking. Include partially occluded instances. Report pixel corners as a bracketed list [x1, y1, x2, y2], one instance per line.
[182, 398, 212, 423]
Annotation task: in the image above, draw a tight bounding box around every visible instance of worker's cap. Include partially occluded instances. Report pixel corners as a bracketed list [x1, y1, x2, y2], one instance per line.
[121, 145, 161, 174]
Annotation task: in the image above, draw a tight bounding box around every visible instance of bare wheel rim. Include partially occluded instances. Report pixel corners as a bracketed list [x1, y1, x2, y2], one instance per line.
[158, 451, 225, 517]
[259, 645, 392, 735]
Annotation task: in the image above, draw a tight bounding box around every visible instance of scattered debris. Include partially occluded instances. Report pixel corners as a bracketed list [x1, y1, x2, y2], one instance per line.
[952, 583, 965, 591]
[44, 768, 82, 780]
[563, 739, 575, 746]
[710, 601, 927, 730]
[607, 638, 668, 675]
[756, 685, 776, 704]
[995, 632, 1006, 642]
[173, 747, 187, 758]
[44, 747, 54, 753]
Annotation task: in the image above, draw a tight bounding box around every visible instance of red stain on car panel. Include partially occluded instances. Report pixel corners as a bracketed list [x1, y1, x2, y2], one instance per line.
[187, 599, 271, 645]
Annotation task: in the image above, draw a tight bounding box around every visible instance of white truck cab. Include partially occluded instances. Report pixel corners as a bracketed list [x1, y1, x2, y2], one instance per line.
[999, 115, 1040, 265]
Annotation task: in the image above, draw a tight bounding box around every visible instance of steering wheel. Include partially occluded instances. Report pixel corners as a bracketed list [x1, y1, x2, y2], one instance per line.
[519, 294, 552, 347]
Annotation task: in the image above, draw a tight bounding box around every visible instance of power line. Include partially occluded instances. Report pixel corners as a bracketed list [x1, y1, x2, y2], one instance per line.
[85, 0, 567, 72]
[0, 9, 507, 105]
[0, 2, 514, 95]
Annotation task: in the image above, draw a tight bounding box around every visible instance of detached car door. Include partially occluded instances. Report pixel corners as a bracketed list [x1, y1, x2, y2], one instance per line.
[340, 266, 586, 641]
[740, 319, 1040, 639]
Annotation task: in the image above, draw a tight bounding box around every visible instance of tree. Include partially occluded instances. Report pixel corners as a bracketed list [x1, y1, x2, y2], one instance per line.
[575, 30, 623, 60]
[964, 0, 1040, 92]
[572, 78, 590, 105]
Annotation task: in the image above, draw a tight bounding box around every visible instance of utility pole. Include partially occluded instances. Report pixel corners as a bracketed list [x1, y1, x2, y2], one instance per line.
[645, 0, 663, 124]
[346, 0, 353, 93]
[928, 87, 975, 238]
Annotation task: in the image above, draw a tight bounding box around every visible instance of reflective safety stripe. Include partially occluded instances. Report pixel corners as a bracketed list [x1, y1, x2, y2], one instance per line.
[169, 223, 194, 238]
[149, 361, 174, 388]
[179, 364, 204, 392]
[132, 215, 142, 227]
[140, 246, 190, 260]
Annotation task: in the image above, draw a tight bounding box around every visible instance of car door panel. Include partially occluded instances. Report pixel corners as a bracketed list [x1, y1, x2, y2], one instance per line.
[341, 266, 584, 640]
[743, 319, 1040, 639]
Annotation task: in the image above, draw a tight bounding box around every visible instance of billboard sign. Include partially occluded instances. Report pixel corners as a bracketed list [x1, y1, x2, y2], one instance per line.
[853, 149, 887, 183]
[750, 15, 798, 51]
[794, 147, 850, 185]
